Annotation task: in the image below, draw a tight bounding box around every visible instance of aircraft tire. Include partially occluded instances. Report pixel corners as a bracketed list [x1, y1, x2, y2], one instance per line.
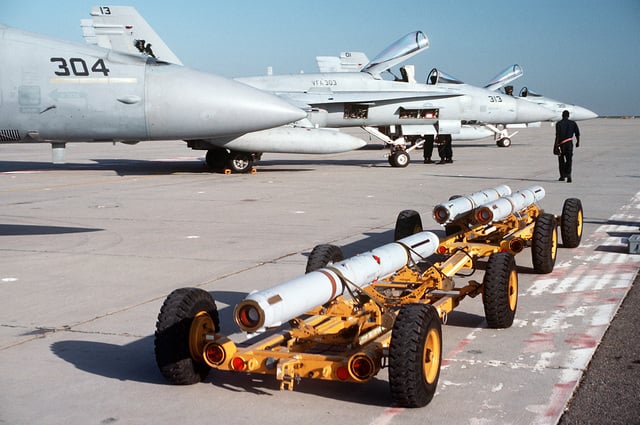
[155, 287, 219, 385]
[496, 138, 511, 147]
[305, 244, 344, 273]
[205, 149, 228, 170]
[532, 213, 558, 273]
[482, 252, 518, 328]
[389, 303, 442, 408]
[227, 152, 253, 173]
[394, 210, 423, 240]
[390, 151, 410, 168]
[561, 198, 583, 248]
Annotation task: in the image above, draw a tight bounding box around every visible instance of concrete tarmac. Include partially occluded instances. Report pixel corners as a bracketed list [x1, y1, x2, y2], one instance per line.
[1, 118, 639, 424]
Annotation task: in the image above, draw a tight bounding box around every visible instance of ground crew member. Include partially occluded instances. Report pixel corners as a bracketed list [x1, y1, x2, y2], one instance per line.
[554, 110, 580, 182]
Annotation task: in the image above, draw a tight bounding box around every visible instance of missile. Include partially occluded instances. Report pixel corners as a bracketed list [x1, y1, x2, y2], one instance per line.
[432, 185, 512, 224]
[213, 126, 367, 154]
[474, 186, 545, 224]
[234, 231, 440, 333]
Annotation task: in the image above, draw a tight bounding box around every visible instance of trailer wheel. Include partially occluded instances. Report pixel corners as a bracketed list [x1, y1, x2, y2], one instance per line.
[389, 304, 442, 408]
[394, 210, 423, 240]
[561, 198, 583, 248]
[155, 288, 219, 385]
[531, 213, 558, 274]
[305, 244, 344, 273]
[482, 252, 518, 328]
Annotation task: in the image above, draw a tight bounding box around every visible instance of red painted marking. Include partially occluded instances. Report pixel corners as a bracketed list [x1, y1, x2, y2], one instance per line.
[443, 337, 473, 366]
[545, 381, 577, 417]
[523, 332, 555, 353]
[565, 332, 598, 349]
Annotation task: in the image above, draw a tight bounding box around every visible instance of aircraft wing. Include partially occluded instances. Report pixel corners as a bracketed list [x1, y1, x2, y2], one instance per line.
[81, 5, 183, 65]
[275, 90, 463, 107]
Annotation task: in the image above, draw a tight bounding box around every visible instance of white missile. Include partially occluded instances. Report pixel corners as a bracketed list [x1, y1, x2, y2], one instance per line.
[234, 231, 440, 333]
[432, 185, 512, 224]
[474, 186, 546, 224]
[216, 126, 367, 154]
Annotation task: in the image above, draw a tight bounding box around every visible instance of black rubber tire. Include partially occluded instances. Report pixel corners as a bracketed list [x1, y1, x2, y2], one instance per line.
[394, 210, 423, 240]
[390, 151, 410, 168]
[482, 252, 518, 328]
[561, 198, 583, 248]
[389, 304, 442, 408]
[227, 152, 253, 173]
[154, 288, 219, 385]
[531, 213, 558, 274]
[205, 149, 228, 170]
[305, 244, 344, 273]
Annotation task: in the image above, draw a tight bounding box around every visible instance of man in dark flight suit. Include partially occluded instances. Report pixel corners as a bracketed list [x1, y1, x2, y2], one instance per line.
[555, 110, 580, 183]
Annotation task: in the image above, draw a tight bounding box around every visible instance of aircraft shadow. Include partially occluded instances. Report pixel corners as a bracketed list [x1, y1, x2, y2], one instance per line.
[0, 159, 211, 176]
[0, 223, 102, 236]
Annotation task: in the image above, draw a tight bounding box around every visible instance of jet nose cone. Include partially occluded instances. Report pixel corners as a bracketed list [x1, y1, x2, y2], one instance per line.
[145, 65, 306, 139]
[229, 82, 308, 129]
[571, 105, 598, 120]
[515, 99, 557, 122]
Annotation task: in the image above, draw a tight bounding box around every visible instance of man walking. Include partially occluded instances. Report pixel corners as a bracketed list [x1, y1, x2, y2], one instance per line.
[555, 110, 580, 183]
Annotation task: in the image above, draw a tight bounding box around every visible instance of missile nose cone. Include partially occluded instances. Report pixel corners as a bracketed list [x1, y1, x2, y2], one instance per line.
[515, 99, 557, 123]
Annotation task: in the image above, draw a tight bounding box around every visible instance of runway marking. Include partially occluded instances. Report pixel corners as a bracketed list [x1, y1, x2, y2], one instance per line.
[523, 193, 640, 425]
[434, 192, 640, 425]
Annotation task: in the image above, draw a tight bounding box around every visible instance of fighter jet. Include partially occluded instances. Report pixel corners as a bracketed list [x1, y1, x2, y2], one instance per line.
[517, 87, 598, 121]
[0, 23, 308, 168]
[79, 6, 366, 173]
[237, 32, 555, 166]
[85, 7, 553, 167]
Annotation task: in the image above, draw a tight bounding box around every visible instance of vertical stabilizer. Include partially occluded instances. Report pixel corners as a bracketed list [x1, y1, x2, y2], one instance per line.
[82, 6, 183, 65]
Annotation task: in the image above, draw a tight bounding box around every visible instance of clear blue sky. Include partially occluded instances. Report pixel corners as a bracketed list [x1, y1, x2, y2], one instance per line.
[3, 0, 639, 116]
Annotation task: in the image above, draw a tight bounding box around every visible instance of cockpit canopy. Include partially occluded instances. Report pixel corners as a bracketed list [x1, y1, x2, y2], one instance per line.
[362, 31, 429, 77]
[519, 87, 542, 97]
[484, 64, 523, 91]
[426, 68, 464, 85]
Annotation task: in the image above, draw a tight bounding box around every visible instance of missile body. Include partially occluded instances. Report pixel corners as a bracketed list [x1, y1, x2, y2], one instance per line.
[234, 231, 439, 333]
[432, 185, 512, 224]
[474, 186, 545, 224]
[211, 126, 367, 154]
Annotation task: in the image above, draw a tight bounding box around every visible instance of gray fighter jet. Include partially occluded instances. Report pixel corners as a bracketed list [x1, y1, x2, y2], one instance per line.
[84, 7, 553, 167]
[79, 6, 366, 172]
[237, 32, 555, 166]
[0, 23, 308, 168]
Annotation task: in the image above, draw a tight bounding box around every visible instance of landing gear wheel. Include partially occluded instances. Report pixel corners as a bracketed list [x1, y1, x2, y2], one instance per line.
[389, 304, 442, 408]
[532, 213, 558, 274]
[155, 288, 219, 385]
[205, 149, 228, 170]
[389, 150, 410, 168]
[561, 198, 583, 248]
[227, 152, 254, 173]
[482, 252, 518, 328]
[394, 210, 423, 240]
[305, 244, 344, 273]
[496, 138, 511, 147]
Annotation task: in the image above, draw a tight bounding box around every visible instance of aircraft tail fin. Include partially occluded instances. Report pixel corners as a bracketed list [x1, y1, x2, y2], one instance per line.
[316, 51, 369, 73]
[81, 6, 183, 65]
